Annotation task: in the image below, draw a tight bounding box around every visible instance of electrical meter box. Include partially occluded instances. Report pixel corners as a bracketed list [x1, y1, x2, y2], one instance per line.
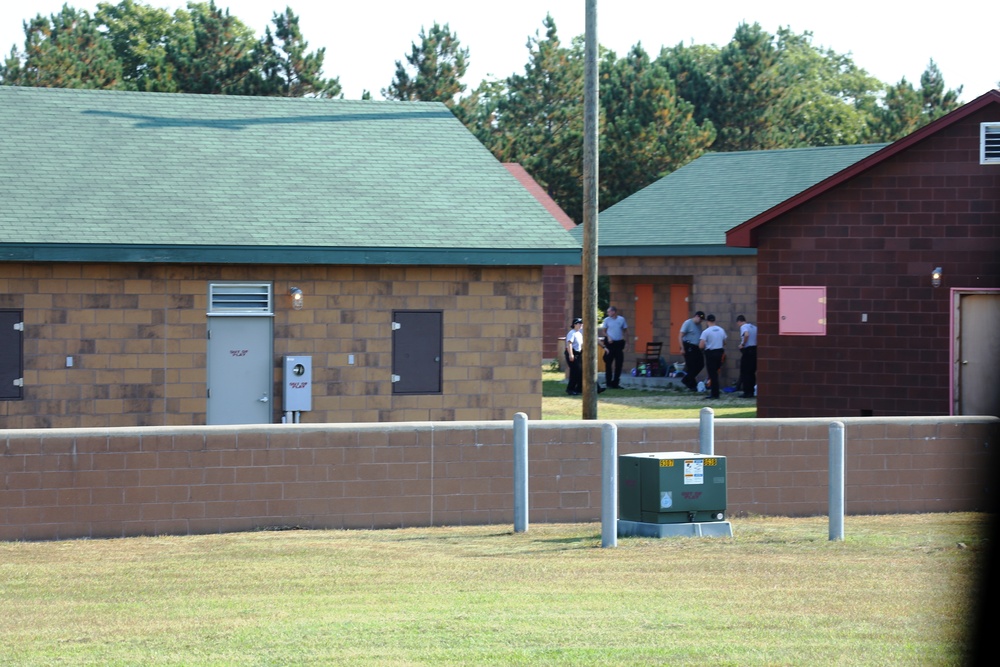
[619, 451, 727, 524]
[282, 356, 312, 412]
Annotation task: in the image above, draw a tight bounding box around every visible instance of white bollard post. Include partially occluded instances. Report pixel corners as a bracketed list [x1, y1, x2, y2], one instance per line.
[699, 407, 714, 455]
[513, 412, 529, 533]
[829, 421, 845, 541]
[601, 422, 618, 548]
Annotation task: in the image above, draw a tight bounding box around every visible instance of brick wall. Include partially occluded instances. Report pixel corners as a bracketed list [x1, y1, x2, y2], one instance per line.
[0, 263, 544, 428]
[2, 415, 994, 541]
[542, 265, 569, 360]
[755, 108, 1000, 417]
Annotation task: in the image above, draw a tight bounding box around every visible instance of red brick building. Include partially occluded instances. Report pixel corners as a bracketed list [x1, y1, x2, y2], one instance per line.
[727, 90, 1000, 418]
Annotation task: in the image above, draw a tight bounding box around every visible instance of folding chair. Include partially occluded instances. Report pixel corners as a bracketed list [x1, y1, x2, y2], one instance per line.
[635, 342, 663, 376]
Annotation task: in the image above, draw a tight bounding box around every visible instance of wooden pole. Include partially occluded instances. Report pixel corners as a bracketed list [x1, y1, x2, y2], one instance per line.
[582, 0, 599, 419]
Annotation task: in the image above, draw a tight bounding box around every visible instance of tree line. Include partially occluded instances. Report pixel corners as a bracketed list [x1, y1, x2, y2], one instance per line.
[2, 1, 973, 223]
[1, 1, 340, 96]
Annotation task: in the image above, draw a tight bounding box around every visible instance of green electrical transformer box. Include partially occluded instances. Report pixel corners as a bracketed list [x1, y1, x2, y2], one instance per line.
[619, 452, 727, 524]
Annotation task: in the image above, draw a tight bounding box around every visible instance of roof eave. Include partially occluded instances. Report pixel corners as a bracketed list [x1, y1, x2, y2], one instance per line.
[0, 244, 583, 266]
[726, 89, 1000, 249]
[598, 245, 757, 257]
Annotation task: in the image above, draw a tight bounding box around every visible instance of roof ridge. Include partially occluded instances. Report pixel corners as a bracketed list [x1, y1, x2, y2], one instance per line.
[703, 143, 890, 158]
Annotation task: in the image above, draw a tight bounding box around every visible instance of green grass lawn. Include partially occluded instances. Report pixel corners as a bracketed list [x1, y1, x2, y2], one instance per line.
[542, 365, 756, 420]
[0, 514, 986, 665]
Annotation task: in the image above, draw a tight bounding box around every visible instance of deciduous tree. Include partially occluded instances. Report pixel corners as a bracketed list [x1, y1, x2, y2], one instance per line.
[95, 0, 179, 92]
[772, 28, 883, 146]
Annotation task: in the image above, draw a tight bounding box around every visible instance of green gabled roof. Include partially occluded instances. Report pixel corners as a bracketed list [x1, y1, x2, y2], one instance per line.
[0, 86, 580, 265]
[573, 143, 888, 256]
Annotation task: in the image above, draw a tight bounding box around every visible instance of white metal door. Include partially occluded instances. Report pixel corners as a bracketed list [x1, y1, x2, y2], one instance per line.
[956, 292, 1000, 417]
[207, 316, 273, 424]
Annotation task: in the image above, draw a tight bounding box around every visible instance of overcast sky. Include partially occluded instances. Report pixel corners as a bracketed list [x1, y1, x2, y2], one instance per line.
[2, 0, 996, 102]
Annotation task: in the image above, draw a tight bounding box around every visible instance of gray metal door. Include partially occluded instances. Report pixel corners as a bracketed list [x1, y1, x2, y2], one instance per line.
[957, 292, 1000, 417]
[207, 316, 273, 424]
[392, 310, 442, 394]
[0, 310, 23, 400]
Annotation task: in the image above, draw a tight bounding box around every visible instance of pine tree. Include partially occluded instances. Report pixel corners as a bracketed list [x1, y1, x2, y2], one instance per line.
[709, 23, 788, 151]
[0, 6, 123, 89]
[473, 16, 586, 221]
[871, 61, 963, 141]
[919, 59, 961, 116]
[657, 42, 718, 130]
[383, 22, 468, 105]
[256, 7, 340, 97]
[599, 44, 714, 209]
[164, 1, 258, 95]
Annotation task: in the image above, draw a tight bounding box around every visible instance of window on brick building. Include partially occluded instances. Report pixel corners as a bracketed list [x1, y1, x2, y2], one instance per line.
[0, 310, 23, 400]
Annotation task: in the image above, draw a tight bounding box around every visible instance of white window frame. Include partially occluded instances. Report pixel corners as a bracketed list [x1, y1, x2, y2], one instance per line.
[981, 122, 1000, 165]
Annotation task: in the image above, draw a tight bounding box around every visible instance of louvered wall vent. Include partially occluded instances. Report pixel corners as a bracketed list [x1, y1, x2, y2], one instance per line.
[982, 122, 1000, 164]
[209, 282, 273, 315]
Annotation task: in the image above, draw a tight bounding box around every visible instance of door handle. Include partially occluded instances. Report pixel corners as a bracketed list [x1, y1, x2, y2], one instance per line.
[259, 395, 269, 403]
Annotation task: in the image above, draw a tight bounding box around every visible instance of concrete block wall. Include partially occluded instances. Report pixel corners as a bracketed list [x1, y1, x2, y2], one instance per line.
[0, 263, 544, 428]
[2, 416, 995, 541]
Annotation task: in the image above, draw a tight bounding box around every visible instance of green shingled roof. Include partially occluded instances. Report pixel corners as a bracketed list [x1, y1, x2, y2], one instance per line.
[575, 143, 888, 256]
[0, 86, 579, 265]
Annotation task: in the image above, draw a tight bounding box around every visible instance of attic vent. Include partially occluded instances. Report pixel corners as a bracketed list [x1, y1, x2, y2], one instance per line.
[982, 123, 1000, 164]
[208, 282, 273, 315]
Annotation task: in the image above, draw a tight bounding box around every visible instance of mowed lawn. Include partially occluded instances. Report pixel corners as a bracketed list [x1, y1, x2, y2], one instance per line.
[542, 365, 756, 419]
[0, 513, 989, 666]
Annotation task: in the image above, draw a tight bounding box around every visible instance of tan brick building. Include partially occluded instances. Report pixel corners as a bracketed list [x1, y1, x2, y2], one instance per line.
[0, 88, 579, 428]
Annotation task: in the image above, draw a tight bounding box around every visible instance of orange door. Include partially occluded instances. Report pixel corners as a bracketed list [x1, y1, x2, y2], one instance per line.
[670, 284, 691, 356]
[634, 284, 653, 352]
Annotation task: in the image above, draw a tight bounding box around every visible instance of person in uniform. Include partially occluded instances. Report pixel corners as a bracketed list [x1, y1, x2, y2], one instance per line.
[600, 306, 628, 388]
[678, 311, 705, 391]
[564, 317, 584, 395]
[736, 314, 758, 398]
[698, 314, 727, 400]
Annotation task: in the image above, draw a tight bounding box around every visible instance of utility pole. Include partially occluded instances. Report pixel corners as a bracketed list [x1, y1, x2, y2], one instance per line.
[581, 0, 599, 419]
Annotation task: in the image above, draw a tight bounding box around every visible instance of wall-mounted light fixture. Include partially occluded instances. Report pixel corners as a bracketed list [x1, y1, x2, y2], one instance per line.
[289, 286, 304, 310]
[931, 267, 943, 288]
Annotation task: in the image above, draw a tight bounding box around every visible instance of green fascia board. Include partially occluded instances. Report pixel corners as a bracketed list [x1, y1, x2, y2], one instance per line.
[598, 245, 756, 257]
[0, 243, 581, 266]
[573, 143, 888, 252]
[0, 87, 579, 263]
